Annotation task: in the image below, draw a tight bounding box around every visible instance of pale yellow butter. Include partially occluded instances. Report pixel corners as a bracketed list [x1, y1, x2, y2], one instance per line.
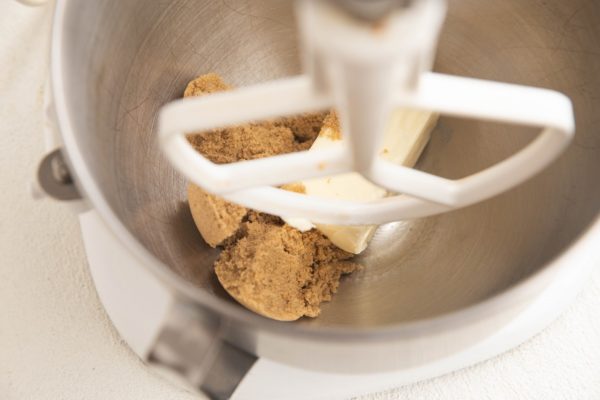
[284, 109, 439, 254]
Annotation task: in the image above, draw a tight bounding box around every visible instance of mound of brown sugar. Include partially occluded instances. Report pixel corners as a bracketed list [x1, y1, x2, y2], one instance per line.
[184, 74, 360, 321]
[215, 212, 359, 321]
[185, 74, 324, 162]
[188, 183, 246, 248]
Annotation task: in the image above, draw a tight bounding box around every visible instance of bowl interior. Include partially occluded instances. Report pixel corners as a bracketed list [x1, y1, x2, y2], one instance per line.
[58, 0, 600, 328]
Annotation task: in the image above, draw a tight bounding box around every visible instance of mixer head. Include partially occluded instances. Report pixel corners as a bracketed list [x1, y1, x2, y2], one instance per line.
[158, 0, 574, 226]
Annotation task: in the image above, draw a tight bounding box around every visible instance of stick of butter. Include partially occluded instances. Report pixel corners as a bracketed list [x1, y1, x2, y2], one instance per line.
[283, 109, 439, 254]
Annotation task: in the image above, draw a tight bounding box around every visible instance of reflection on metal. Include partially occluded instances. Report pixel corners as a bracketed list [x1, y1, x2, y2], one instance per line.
[200, 342, 257, 400]
[148, 303, 257, 399]
[37, 148, 81, 201]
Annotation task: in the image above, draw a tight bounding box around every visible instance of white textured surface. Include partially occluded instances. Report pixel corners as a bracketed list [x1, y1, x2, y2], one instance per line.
[0, 3, 196, 400]
[1, 2, 600, 400]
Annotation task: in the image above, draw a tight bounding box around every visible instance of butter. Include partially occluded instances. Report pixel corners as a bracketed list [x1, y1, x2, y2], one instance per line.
[283, 109, 439, 254]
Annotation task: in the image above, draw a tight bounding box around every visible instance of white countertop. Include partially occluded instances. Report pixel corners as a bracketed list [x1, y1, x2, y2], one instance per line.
[2, 2, 600, 399]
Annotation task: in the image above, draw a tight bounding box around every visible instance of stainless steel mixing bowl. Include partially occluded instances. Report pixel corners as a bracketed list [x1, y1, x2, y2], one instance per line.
[51, 0, 600, 377]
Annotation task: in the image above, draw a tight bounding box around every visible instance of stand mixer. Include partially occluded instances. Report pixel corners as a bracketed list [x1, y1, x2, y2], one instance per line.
[35, 0, 600, 397]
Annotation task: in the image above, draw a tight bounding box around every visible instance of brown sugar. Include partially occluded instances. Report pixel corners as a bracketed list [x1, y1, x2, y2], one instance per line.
[188, 124, 299, 164]
[215, 215, 359, 321]
[280, 182, 306, 194]
[184, 73, 231, 97]
[187, 183, 247, 248]
[279, 113, 327, 147]
[184, 74, 326, 162]
[184, 74, 360, 321]
[321, 111, 342, 140]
